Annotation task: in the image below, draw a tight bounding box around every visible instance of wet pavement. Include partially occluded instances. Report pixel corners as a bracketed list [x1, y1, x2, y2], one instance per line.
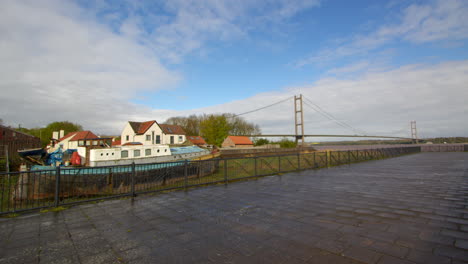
[0, 152, 467, 264]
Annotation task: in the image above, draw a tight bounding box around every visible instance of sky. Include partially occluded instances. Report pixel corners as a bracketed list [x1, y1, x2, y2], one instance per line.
[1, 0, 467, 140]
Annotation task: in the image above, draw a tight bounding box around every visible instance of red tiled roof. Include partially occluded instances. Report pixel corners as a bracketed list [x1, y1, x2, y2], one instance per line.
[159, 124, 186, 135]
[227, 136, 253, 145]
[112, 140, 121, 146]
[129, 121, 157, 135]
[58, 131, 98, 142]
[187, 136, 206, 145]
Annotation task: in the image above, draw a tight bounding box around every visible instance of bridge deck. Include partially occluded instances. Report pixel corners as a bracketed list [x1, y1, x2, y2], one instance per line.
[0, 152, 467, 263]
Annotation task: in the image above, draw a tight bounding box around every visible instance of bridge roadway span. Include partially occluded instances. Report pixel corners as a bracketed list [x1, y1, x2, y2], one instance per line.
[0, 152, 467, 263]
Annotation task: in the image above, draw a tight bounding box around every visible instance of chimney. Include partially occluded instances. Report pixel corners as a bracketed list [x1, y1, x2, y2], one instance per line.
[59, 130, 64, 138]
[52, 131, 59, 140]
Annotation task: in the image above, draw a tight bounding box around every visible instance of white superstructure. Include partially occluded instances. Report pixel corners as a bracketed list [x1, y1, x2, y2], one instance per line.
[82, 145, 210, 167]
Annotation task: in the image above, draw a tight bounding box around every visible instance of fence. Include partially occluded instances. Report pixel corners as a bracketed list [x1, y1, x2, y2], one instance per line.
[0, 146, 420, 215]
[0, 146, 8, 173]
[420, 144, 467, 152]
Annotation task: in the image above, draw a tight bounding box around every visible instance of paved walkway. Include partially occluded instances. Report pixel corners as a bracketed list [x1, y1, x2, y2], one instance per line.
[0, 152, 467, 264]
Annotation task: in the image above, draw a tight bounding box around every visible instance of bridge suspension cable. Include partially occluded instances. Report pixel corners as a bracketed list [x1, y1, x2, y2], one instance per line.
[231, 96, 293, 117]
[302, 96, 366, 135]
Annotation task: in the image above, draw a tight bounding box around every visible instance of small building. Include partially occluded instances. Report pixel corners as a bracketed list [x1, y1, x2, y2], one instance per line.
[0, 125, 41, 171]
[49, 131, 111, 152]
[121, 120, 187, 146]
[222, 136, 254, 148]
[187, 136, 207, 147]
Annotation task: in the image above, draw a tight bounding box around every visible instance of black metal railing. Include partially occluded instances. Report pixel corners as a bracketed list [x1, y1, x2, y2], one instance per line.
[0, 146, 420, 215]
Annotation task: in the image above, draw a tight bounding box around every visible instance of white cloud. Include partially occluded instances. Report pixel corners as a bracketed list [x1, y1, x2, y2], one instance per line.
[0, 0, 180, 133]
[0, 0, 321, 135]
[296, 0, 468, 66]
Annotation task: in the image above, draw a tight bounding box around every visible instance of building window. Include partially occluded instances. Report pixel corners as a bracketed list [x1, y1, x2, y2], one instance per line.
[78, 140, 85, 146]
[134, 149, 140, 157]
[121, 150, 128, 158]
[156, 135, 161, 144]
[179, 136, 183, 142]
[170, 136, 174, 144]
[92, 141, 98, 146]
[126, 135, 129, 141]
[146, 135, 151, 141]
[145, 149, 151, 156]
[86, 141, 91, 146]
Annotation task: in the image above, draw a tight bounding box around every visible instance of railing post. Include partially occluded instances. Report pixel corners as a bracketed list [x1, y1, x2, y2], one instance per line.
[107, 167, 113, 193]
[297, 152, 301, 170]
[254, 157, 258, 177]
[54, 166, 61, 207]
[348, 150, 351, 164]
[224, 159, 228, 184]
[5, 146, 9, 173]
[131, 162, 136, 199]
[184, 160, 188, 190]
[313, 152, 316, 168]
[326, 151, 330, 168]
[278, 155, 281, 173]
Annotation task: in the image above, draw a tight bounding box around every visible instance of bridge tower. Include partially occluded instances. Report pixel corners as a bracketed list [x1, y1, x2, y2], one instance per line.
[410, 121, 418, 144]
[294, 94, 305, 146]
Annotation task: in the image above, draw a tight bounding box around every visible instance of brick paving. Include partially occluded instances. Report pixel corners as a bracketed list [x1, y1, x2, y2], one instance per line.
[0, 152, 467, 264]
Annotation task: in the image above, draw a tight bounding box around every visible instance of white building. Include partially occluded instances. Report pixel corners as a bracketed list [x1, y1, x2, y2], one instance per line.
[49, 131, 100, 152]
[120, 120, 187, 146]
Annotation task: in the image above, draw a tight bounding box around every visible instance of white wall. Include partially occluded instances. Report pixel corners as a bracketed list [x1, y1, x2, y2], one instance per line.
[89, 145, 171, 161]
[120, 122, 186, 145]
[121, 122, 166, 145]
[163, 134, 185, 145]
[120, 123, 135, 145]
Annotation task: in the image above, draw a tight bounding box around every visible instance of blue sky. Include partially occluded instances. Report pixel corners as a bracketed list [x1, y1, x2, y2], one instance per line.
[1, 0, 468, 138]
[85, 0, 468, 110]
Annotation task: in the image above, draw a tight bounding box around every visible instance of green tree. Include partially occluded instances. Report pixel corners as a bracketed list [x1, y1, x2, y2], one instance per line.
[278, 138, 297, 148]
[199, 115, 232, 146]
[254, 138, 270, 146]
[165, 115, 201, 136]
[17, 121, 83, 147]
[165, 113, 261, 138]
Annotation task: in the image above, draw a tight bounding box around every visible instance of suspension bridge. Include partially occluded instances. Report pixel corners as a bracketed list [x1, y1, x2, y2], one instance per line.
[233, 94, 418, 143]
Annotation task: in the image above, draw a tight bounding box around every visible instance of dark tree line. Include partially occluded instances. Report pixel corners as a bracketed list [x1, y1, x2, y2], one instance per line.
[17, 121, 83, 147]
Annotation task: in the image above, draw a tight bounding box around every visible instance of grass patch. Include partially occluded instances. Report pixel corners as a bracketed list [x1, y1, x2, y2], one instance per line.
[1, 213, 19, 218]
[40, 206, 68, 213]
